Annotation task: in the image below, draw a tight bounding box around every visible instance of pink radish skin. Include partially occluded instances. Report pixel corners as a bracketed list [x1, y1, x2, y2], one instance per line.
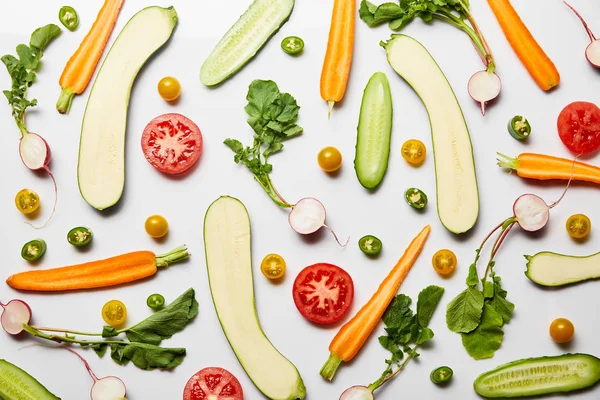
[340, 386, 374, 400]
[0, 299, 32, 335]
[564, 1, 600, 68]
[513, 194, 550, 232]
[468, 70, 502, 115]
[19, 131, 57, 229]
[288, 198, 348, 247]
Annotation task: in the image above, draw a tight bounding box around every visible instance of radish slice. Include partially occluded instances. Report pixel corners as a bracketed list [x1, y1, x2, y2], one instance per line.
[0, 299, 32, 335]
[513, 194, 549, 232]
[19, 133, 50, 170]
[340, 386, 374, 400]
[91, 376, 127, 400]
[288, 198, 327, 235]
[468, 70, 502, 115]
[564, 1, 600, 68]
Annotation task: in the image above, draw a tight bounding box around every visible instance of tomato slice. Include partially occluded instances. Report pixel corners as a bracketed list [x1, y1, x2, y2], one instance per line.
[141, 113, 203, 175]
[292, 263, 354, 325]
[183, 367, 243, 400]
[557, 101, 600, 154]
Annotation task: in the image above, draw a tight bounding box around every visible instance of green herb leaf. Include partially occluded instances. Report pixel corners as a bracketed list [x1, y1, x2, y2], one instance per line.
[16, 45, 38, 70]
[91, 343, 108, 357]
[109, 342, 186, 370]
[102, 326, 119, 338]
[125, 288, 198, 345]
[29, 24, 62, 51]
[483, 281, 494, 299]
[466, 250, 481, 287]
[446, 287, 484, 333]
[415, 327, 434, 345]
[488, 279, 514, 324]
[461, 303, 504, 360]
[416, 285, 444, 327]
[383, 294, 413, 330]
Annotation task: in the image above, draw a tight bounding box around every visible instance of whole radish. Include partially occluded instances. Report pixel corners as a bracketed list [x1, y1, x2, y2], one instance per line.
[564, 1, 600, 68]
[2, 24, 61, 228]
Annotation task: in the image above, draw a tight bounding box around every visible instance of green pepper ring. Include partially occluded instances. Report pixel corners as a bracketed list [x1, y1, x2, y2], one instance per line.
[59, 6, 79, 31]
[21, 239, 47, 262]
[431, 366, 453, 384]
[281, 36, 305, 55]
[358, 235, 382, 256]
[67, 226, 93, 247]
[405, 188, 428, 210]
[508, 115, 531, 140]
[147, 293, 166, 309]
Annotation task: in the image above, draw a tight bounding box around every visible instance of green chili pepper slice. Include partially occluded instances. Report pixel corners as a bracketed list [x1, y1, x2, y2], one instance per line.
[59, 6, 79, 31]
[21, 239, 47, 262]
[146, 293, 165, 309]
[405, 188, 428, 209]
[67, 226, 93, 247]
[281, 36, 304, 55]
[431, 366, 453, 384]
[508, 115, 531, 140]
[358, 235, 382, 256]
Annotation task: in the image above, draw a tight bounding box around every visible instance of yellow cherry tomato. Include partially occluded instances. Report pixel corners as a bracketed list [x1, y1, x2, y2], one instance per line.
[432, 249, 457, 276]
[15, 189, 40, 215]
[261, 253, 286, 280]
[102, 300, 127, 327]
[401, 139, 426, 166]
[566, 214, 591, 239]
[157, 76, 181, 102]
[549, 318, 574, 344]
[318, 146, 343, 172]
[145, 215, 169, 238]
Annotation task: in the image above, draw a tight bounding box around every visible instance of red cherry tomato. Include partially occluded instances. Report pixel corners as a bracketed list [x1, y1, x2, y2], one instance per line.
[183, 367, 243, 400]
[141, 113, 203, 175]
[292, 263, 354, 325]
[557, 101, 600, 154]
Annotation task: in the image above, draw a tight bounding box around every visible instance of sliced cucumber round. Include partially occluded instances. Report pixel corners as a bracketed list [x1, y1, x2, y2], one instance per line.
[0, 359, 60, 399]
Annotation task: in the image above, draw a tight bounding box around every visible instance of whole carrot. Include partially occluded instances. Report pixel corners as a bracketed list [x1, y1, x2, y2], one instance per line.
[320, 226, 431, 381]
[487, 0, 559, 91]
[56, 0, 125, 114]
[6, 245, 189, 291]
[320, 0, 355, 118]
[497, 153, 600, 184]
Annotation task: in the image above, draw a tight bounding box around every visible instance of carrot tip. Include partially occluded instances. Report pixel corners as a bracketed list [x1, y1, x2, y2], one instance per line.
[56, 88, 75, 114]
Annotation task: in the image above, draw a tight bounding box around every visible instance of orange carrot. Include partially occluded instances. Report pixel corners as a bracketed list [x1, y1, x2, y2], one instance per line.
[487, 0, 560, 91]
[56, 0, 124, 114]
[320, 0, 355, 117]
[498, 153, 600, 184]
[320, 226, 431, 381]
[6, 246, 188, 292]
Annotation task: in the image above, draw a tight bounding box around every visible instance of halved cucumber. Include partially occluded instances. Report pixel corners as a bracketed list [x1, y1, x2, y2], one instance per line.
[204, 196, 306, 400]
[0, 359, 60, 399]
[200, 0, 295, 86]
[382, 35, 479, 234]
[354, 72, 393, 189]
[525, 251, 600, 287]
[474, 353, 600, 398]
[78, 6, 178, 210]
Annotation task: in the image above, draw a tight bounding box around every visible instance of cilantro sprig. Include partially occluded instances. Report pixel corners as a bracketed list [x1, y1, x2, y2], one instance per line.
[225, 80, 303, 208]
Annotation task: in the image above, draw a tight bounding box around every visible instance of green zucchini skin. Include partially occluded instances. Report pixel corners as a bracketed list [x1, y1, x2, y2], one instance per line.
[354, 72, 393, 189]
[474, 353, 600, 398]
[525, 251, 600, 287]
[0, 359, 61, 399]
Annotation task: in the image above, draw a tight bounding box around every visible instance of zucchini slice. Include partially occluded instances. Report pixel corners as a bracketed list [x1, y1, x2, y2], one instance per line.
[204, 196, 306, 400]
[382, 34, 479, 234]
[526, 250, 600, 287]
[78, 6, 178, 210]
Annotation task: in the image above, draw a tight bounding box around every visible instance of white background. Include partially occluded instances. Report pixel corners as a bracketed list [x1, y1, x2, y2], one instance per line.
[1, 0, 599, 399]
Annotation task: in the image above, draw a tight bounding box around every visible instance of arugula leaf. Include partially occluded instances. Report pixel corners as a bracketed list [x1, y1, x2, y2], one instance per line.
[461, 304, 504, 360]
[109, 342, 186, 370]
[416, 285, 444, 327]
[446, 287, 484, 333]
[125, 288, 198, 345]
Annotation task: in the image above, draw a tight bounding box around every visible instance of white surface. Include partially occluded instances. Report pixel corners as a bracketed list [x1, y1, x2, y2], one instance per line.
[0, 1, 599, 399]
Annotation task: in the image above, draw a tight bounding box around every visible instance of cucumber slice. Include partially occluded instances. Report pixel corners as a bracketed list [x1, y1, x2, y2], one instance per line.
[0, 359, 60, 399]
[204, 196, 306, 400]
[78, 6, 178, 210]
[200, 0, 294, 86]
[382, 35, 479, 234]
[525, 251, 600, 287]
[354, 72, 393, 189]
[474, 353, 600, 398]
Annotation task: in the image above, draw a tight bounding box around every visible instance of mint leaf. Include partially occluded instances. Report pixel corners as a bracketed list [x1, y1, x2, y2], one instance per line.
[446, 287, 484, 333]
[461, 304, 504, 360]
[29, 24, 61, 51]
[416, 285, 444, 327]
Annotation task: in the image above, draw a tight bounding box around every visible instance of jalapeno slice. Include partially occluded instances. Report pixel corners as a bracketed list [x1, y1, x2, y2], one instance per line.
[405, 188, 428, 209]
[508, 115, 531, 140]
[281, 36, 304, 55]
[430, 366, 453, 384]
[21, 239, 47, 262]
[147, 293, 165, 309]
[67, 226, 93, 247]
[359, 235, 382, 255]
[59, 6, 79, 31]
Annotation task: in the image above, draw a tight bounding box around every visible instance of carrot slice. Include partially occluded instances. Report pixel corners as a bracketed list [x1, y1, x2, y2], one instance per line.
[56, 0, 125, 114]
[320, 0, 355, 117]
[487, 0, 559, 91]
[498, 153, 600, 185]
[320, 225, 431, 381]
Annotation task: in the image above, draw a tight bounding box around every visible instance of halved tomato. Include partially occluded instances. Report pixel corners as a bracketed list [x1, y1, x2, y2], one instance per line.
[557, 101, 600, 154]
[183, 367, 243, 400]
[141, 113, 203, 175]
[292, 263, 354, 325]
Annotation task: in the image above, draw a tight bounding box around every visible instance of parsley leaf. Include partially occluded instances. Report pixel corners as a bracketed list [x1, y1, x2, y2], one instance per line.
[461, 303, 504, 360]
